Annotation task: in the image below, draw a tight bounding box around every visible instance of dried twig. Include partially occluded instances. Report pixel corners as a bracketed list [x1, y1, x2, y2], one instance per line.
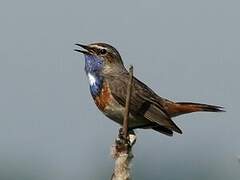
[111, 65, 136, 180]
[123, 65, 134, 139]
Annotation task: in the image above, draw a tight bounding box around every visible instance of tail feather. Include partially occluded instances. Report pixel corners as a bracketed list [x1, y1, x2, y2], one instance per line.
[166, 102, 224, 117]
[177, 102, 224, 112]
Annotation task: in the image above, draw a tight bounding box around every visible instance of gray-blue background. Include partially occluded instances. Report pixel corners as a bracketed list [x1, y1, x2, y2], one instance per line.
[0, 0, 239, 179]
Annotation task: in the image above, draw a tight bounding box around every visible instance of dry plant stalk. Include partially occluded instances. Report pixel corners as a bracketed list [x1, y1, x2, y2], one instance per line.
[111, 66, 136, 180]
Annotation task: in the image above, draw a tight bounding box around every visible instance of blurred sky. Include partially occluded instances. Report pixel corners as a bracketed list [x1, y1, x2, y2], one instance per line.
[0, 0, 239, 180]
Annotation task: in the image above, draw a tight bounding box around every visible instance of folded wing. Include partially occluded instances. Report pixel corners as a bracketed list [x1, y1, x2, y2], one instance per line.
[106, 72, 182, 134]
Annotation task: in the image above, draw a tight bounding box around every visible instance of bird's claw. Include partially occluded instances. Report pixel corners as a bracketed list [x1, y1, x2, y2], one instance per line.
[116, 128, 136, 152]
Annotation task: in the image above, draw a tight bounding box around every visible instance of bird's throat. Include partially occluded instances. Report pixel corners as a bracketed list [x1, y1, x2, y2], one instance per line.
[84, 55, 104, 97]
[87, 72, 103, 97]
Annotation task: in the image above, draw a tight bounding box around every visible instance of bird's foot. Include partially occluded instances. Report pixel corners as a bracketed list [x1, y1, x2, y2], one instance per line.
[116, 128, 136, 153]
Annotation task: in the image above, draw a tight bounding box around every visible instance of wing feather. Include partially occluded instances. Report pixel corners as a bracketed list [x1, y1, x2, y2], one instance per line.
[106, 72, 182, 134]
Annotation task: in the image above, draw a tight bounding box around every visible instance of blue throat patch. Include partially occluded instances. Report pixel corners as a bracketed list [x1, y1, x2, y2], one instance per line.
[84, 55, 104, 97]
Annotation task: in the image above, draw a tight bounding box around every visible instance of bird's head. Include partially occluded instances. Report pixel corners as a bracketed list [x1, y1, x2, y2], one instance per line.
[75, 42, 126, 74]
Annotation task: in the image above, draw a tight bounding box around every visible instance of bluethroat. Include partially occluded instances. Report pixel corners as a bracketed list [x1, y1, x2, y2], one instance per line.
[74, 43, 223, 136]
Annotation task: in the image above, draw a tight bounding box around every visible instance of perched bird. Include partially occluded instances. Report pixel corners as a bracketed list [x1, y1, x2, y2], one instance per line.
[74, 43, 224, 136]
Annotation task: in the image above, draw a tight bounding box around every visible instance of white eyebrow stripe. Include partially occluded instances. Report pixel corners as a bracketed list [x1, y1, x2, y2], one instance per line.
[90, 44, 105, 49]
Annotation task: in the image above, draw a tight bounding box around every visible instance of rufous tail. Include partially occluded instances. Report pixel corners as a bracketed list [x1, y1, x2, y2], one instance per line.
[166, 102, 224, 117]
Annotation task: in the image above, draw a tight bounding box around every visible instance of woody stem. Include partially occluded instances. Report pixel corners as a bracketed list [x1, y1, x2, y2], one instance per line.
[123, 65, 134, 140]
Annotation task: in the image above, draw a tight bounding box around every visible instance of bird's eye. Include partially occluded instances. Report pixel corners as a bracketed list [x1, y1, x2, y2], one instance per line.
[99, 49, 107, 55]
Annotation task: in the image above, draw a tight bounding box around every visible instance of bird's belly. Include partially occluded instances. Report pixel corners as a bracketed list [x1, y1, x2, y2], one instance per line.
[103, 100, 126, 124]
[93, 82, 148, 128]
[103, 98, 149, 128]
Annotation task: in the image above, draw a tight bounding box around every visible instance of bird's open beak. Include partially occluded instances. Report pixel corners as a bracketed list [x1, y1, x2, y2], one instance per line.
[74, 43, 92, 55]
